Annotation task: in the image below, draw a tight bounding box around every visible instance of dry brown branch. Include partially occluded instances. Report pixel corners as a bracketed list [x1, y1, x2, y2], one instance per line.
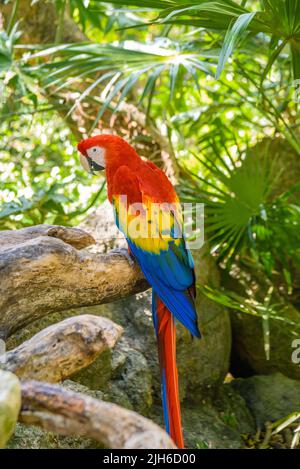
[0, 224, 95, 250]
[20, 380, 176, 449]
[2, 315, 123, 382]
[0, 225, 148, 338]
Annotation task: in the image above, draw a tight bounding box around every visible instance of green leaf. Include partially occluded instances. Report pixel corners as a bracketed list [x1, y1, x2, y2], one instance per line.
[216, 12, 257, 78]
[291, 40, 300, 80]
[260, 37, 289, 85]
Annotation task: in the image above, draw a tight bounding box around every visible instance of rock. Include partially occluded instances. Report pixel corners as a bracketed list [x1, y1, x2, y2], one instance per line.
[181, 382, 255, 449]
[68, 308, 153, 415]
[72, 349, 113, 391]
[230, 302, 300, 380]
[62, 379, 105, 399]
[149, 382, 254, 449]
[108, 341, 153, 416]
[179, 245, 231, 398]
[182, 404, 244, 449]
[0, 370, 21, 448]
[226, 137, 300, 379]
[232, 373, 300, 428]
[214, 383, 255, 435]
[7, 423, 104, 449]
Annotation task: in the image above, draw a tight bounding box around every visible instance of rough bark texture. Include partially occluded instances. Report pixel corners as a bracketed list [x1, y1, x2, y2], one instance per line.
[20, 380, 176, 449]
[0, 225, 148, 339]
[2, 315, 123, 383]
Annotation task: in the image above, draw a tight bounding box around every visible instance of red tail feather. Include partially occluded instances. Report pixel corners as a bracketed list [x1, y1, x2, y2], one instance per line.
[156, 298, 184, 448]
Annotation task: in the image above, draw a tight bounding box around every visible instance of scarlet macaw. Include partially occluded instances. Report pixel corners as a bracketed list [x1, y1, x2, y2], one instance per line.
[78, 134, 200, 448]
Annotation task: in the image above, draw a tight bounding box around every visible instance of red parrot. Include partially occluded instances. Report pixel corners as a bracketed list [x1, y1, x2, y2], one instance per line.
[78, 134, 200, 448]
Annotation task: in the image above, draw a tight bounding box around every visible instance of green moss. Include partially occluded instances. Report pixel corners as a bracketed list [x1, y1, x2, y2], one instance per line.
[0, 371, 21, 448]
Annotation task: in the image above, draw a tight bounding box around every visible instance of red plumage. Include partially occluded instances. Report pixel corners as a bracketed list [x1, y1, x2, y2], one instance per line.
[155, 296, 184, 448]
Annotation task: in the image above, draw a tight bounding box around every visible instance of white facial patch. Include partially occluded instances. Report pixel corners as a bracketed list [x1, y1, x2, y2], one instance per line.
[86, 146, 106, 168]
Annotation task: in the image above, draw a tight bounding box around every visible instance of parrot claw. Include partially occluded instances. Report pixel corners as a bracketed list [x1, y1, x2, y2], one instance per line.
[111, 247, 135, 267]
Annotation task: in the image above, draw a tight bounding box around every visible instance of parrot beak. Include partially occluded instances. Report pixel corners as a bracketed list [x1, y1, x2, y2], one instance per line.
[78, 148, 104, 174]
[79, 153, 92, 173]
[86, 156, 105, 173]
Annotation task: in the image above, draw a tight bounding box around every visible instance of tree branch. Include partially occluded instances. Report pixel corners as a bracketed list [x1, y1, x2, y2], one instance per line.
[2, 315, 123, 382]
[0, 225, 149, 338]
[20, 380, 176, 449]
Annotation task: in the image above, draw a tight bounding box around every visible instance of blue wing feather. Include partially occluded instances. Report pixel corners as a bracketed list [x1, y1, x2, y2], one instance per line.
[127, 238, 200, 338]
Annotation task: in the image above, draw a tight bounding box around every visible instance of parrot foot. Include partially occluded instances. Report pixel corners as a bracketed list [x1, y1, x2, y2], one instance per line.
[111, 247, 135, 267]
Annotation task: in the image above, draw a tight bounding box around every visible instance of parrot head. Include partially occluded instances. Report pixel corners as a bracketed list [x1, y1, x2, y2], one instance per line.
[77, 134, 139, 174]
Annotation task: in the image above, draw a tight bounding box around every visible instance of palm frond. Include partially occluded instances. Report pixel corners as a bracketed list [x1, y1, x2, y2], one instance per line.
[99, 0, 300, 79]
[22, 40, 215, 121]
[180, 143, 300, 272]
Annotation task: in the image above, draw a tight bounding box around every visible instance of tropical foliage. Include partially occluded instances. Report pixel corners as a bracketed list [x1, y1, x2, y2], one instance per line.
[0, 0, 300, 352]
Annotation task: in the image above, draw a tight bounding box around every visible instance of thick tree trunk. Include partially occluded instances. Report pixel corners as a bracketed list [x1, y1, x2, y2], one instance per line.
[0, 225, 148, 338]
